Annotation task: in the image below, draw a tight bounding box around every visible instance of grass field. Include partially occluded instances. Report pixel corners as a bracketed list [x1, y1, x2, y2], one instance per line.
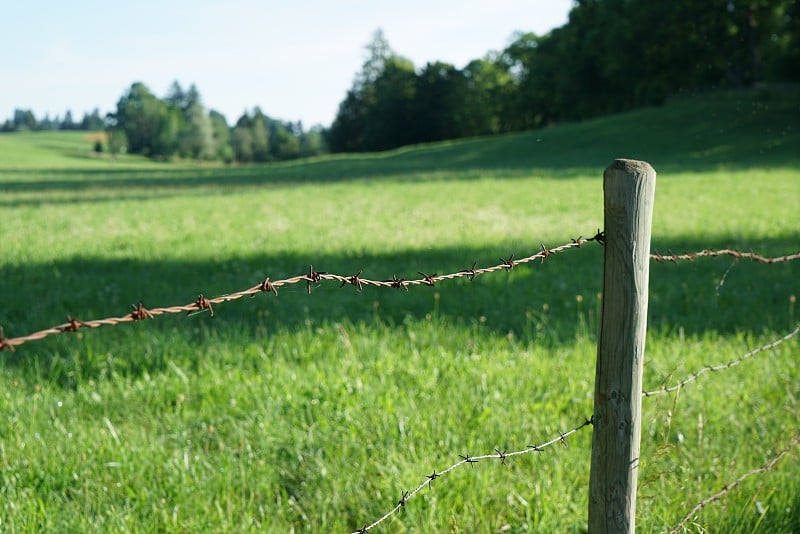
[1, 87, 799, 532]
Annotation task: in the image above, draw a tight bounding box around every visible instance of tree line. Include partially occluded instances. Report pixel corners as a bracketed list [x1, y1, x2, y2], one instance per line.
[2, 108, 104, 133]
[326, 0, 800, 152]
[2, 81, 326, 163]
[4, 1, 798, 159]
[106, 81, 326, 162]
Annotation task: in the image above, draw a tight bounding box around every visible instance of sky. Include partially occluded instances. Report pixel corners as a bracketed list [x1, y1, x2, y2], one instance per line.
[2, 1, 573, 128]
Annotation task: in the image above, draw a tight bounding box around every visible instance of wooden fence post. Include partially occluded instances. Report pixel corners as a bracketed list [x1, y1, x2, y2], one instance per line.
[588, 159, 656, 533]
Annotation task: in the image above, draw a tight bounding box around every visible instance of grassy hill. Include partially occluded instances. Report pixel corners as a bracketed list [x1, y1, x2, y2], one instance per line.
[0, 87, 798, 532]
[3, 85, 798, 175]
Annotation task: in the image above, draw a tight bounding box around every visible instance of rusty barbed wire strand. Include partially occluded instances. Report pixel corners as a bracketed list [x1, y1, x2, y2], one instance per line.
[642, 324, 800, 397]
[351, 416, 594, 533]
[668, 434, 800, 534]
[0, 232, 604, 352]
[650, 248, 800, 264]
[2, 233, 798, 352]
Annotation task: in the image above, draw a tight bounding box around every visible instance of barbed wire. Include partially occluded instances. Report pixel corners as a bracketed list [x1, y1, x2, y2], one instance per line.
[650, 249, 800, 264]
[667, 434, 800, 534]
[351, 416, 594, 533]
[0, 232, 604, 352]
[642, 324, 800, 397]
[2, 232, 798, 352]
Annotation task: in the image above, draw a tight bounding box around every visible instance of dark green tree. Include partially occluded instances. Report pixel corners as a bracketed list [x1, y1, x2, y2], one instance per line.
[299, 125, 327, 157]
[39, 114, 59, 131]
[328, 30, 417, 152]
[779, 0, 800, 80]
[356, 29, 393, 89]
[268, 120, 301, 159]
[209, 110, 233, 162]
[60, 110, 75, 130]
[460, 56, 513, 136]
[13, 109, 37, 131]
[165, 81, 187, 111]
[328, 30, 395, 152]
[114, 82, 179, 158]
[412, 61, 467, 142]
[179, 101, 215, 160]
[250, 108, 271, 162]
[80, 109, 105, 130]
[231, 121, 254, 162]
[231, 110, 271, 162]
[364, 56, 417, 150]
[327, 89, 368, 152]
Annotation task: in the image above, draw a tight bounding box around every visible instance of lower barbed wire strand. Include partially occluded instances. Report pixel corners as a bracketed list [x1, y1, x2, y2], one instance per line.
[667, 434, 800, 534]
[643, 324, 800, 397]
[650, 248, 800, 264]
[352, 416, 593, 533]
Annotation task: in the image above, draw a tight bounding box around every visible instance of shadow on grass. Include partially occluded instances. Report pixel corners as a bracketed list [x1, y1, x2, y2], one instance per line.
[2, 234, 797, 383]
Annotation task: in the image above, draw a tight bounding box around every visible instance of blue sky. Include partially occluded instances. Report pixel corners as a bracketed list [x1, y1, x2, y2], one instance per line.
[2, 1, 572, 127]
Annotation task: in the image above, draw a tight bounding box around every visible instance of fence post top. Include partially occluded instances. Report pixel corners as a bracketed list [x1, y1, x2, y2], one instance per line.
[606, 159, 655, 174]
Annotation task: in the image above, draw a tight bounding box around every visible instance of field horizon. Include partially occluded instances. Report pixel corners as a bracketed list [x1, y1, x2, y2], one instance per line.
[1, 86, 798, 532]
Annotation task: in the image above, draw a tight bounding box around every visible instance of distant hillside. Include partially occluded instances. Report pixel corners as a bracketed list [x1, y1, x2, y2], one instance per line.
[1, 87, 797, 175]
[359, 87, 800, 172]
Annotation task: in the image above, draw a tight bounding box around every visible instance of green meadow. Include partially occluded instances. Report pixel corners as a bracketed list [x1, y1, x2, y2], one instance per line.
[1, 88, 798, 532]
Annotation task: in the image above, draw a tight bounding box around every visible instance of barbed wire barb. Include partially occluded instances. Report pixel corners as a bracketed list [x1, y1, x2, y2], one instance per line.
[351, 416, 593, 533]
[129, 303, 154, 321]
[668, 434, 800, 534]
[0, 327, 14, 352]
[643, 324, 800, 397]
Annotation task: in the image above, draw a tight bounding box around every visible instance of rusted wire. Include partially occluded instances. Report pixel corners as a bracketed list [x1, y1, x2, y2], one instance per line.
[0, 233, 602, 351]
[2, 234, 797, 352]
[352, 416, 594, 533]
[650, 249, 800, 264]
[668, 434, 800, 534]
[642, 324, 800, 397]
